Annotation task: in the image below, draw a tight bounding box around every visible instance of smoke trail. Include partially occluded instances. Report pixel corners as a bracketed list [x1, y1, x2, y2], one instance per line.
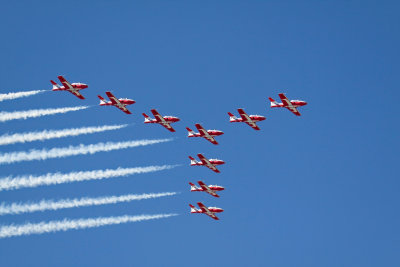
[0, 124, 128, 146]
[0, 192, 177, 215]
[0, 165, 176, 191]
[0, 138, 172, 165]
[0, 214, 178, 238]
[0, 106, 89, 122]
[0, 90, 46, 102]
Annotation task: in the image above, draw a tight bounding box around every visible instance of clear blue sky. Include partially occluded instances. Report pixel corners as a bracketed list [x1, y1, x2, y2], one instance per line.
[0, 1, 399, 266]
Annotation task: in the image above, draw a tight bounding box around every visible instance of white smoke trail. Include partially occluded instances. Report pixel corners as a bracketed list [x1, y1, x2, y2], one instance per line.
[0, 106, 89, 122]
[0, 90, 46, 102]
[0, 192, 177, 215]
[0, 213, 178, 238]
[0, 165, 176, 191]
[0, 138, 172, 165]
[0, 124, 128, 146]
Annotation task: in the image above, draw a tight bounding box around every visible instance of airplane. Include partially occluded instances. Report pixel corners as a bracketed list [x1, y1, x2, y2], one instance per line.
[186, 123, 224, 145]
[189, 202, 224, 220]
[189, 181, 224, 198]
[269, 93, 307, 116]
[228, 108, 266, 130]
[189, 153, 225, 173]
[142, 109, 180, 132]
[98, 91, 135, 114]
[51, 75, 88, 100]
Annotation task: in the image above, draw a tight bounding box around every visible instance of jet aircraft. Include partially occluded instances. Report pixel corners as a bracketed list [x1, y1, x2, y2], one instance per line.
[98, 91, 135, 114]
[228, 108, 266, 130]
[189, 202, 224, 220]
[189, 153, 225, 173]
[269, 93, 307, 116]
[189, 181, 224, 198]
[51, 75, 87, 99]
[186, 123, 224, 145]
[142, 109, 180, 132]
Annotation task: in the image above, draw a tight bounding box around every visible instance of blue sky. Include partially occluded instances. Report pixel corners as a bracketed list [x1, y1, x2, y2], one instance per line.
[0, 1, 399, 266]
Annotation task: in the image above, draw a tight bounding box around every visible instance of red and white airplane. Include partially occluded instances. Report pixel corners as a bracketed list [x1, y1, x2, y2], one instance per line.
[186, 124, 224, 145]
[269, 93, 307, 116]
[189, 181, 224, 198]
[189, 202, 224, 220]
[142, 109, 180, 132]
[189, 153, 225, 173]
[228, 108, 266, 130]
[51, 75, 88, 100]
[98, 91, 135, 114]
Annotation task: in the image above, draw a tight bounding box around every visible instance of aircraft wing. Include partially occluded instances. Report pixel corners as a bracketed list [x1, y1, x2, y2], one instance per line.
[198, 181, 220, 197]
[197, 202, 219, 220]
[116, 105, 132, 114]
[69, 90, 85, 100]
[245, 121, 260, 130]
[105, 91, 120, 105]
[195, 124, 218, 144]
[151, 109, 165, 122]
[286, 106, 301, 116]
[58, 75, 73, 89]
[205, 162, 220, 173]
[278, 93, 292, 107]
[238, 109, 260, 130]
[204, 135, 218, 144]
[195, 124, 208, 135]
[160, 122, 175, 132]
[151, 109, 175, 132]
[106, 92, 131, 114]
[197, 154, 220, 173]
[279, 93, 301, 116]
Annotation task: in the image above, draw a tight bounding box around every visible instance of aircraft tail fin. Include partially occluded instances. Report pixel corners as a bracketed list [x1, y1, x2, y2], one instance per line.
[97, 95, 106, 105]
[189, 204, 199, 213]
[228, 112, 237, 121]
[189, 182, 198, 191]
[269, 97, 279, 107]
[50, 80, 61, 90]
[189, 156, 198, 165]
[142, 113, 151, 122]
[186, 127, 195, 137]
